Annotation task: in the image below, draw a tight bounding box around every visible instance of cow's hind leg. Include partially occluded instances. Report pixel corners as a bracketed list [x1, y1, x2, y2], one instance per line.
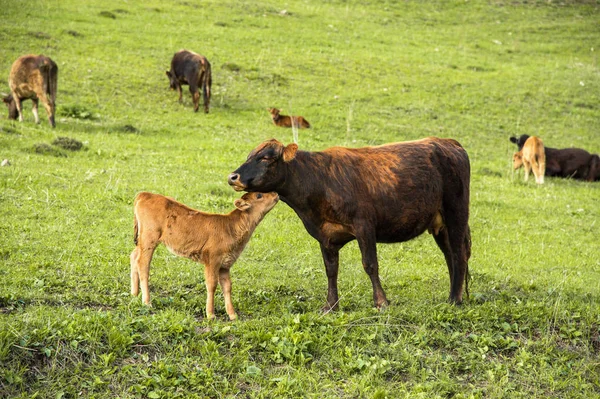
[355, 230, 388, 309]
[433, 228, 454, 289]
[190, 85, 200, 112]
[320, 243, 342, 312]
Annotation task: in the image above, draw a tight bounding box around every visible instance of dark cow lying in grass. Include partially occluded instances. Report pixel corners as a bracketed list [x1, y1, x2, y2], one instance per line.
[228, 138, 472, 311]
[4, 54, 58, 127]
[166, 49, 212, 113]
[510, 135, 599, 181]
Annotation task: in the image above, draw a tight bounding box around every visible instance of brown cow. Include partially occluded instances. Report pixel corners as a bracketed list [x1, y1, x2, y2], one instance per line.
[268, 108, 310, 129]
[513, 136, 545, 184]
[510, 134, 599, 181]
[228, 138, 471, 311]
[5, 54, 58, 127]
[166, 50, 212, 113]
[130, 191, 279, 320]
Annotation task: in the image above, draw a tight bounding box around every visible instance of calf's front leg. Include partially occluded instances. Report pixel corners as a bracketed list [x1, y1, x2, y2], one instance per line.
[219, 267, 237, 320]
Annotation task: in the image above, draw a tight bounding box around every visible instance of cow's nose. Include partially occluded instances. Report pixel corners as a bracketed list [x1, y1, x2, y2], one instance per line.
[228, 173, 240, 184]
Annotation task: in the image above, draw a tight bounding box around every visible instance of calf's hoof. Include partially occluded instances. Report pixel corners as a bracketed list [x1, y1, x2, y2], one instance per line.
[228, 313, 238, 321]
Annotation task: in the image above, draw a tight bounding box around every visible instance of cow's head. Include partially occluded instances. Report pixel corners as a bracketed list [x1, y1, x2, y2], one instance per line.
[2, 94, 18, 120]
[512, 151, 524, 170]
[509, 134, 530, 151]
[228, 139, 298, 193]
[268, 108, 280, 119]
[165, 71, 178, 90]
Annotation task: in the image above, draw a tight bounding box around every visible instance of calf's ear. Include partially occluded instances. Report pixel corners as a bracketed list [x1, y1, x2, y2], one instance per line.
[234, 198, 251, 211]
[283, 143, 298, 162]
[165, 71, 172, 78]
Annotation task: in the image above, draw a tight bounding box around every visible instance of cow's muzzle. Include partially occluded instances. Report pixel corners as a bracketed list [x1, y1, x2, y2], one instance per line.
[228, 173, 245, 191]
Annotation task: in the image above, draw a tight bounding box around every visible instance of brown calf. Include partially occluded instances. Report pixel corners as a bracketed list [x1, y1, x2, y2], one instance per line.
[268, 108, 310, 129]
[5, 54, 58, 127]
[166, 50, 212, 113]
[513, 136, 546, 184]
[130, 191, 278, 320]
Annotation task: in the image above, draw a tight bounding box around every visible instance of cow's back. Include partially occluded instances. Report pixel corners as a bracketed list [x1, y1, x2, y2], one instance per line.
[9, 54, 57, 98]
[307, 138, 469, 242]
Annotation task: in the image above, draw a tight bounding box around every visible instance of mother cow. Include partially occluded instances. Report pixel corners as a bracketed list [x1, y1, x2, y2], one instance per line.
[228, 138, 471, 311]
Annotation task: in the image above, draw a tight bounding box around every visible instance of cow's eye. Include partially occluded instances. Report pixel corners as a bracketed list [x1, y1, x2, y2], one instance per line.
[261, 156, 272, 162]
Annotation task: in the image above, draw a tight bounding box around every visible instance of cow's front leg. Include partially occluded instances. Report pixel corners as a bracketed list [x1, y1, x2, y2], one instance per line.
[320, 243, 341, 312]
[356, 231, 388, 309]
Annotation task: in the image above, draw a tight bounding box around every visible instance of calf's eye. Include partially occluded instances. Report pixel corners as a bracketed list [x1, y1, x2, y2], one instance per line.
[257, 193, 263, 199]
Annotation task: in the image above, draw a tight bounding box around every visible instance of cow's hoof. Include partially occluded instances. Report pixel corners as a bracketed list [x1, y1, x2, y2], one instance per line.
[321, 303, 338, 314]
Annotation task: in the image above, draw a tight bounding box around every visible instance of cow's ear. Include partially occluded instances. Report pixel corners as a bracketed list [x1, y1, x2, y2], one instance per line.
[234, 198, 251, 211]
[509, 137, 517, 143]
[165, 71, 171, 78]
[283, 143, 298, 162]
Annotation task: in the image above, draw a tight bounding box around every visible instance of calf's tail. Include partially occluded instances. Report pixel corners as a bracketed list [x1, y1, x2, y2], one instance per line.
[133, 214, 139, 246]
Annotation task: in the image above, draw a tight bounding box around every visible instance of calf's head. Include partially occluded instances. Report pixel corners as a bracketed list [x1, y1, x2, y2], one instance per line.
[234, 191, 279, 215]
[512, 151, 524, 170]
[2, 94, 18, 120]
[268, 108, 280, 118]
[228, 139, 297, 193]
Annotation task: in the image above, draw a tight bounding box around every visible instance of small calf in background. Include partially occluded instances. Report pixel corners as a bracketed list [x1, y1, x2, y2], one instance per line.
[510, 134, 599, 181]
[268, 108, 310, 128]
[166, 49, 212, 113]
[4, 54, 58, 127]
[513, 136, 546, 184]
[130, 191, 278, 320]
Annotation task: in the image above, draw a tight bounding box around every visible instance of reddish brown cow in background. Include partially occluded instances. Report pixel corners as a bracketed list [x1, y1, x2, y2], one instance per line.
[228, 138, 472, 311]
[268, 107, 311, 129]
[510, 134, 599, 181]
[166, 50, 212, 113]
[4, 54, 58, 127]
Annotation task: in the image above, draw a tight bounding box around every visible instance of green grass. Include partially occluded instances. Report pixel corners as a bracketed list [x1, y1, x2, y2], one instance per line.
[1, 0, 599, 397]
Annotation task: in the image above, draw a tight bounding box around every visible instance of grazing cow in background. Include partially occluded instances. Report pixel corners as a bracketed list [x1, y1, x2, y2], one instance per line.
[228, 138, 472, 311]
[5, 54, 58, 127]
[130, 191, 279, 320]
[268, 108, 311, 129]
[513, 136, 546, 184]
[510, 135, 599, 181]
[166, 50, 212, 113]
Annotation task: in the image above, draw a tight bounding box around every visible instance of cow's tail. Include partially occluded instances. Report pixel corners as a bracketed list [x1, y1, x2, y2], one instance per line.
[202, 60, 211, 112]
[588, 154, 600, 182]
[39, 59, 58, 102]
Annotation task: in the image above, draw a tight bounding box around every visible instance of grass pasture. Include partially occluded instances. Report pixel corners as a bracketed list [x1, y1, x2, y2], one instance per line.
[1, 0, 600, 397]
